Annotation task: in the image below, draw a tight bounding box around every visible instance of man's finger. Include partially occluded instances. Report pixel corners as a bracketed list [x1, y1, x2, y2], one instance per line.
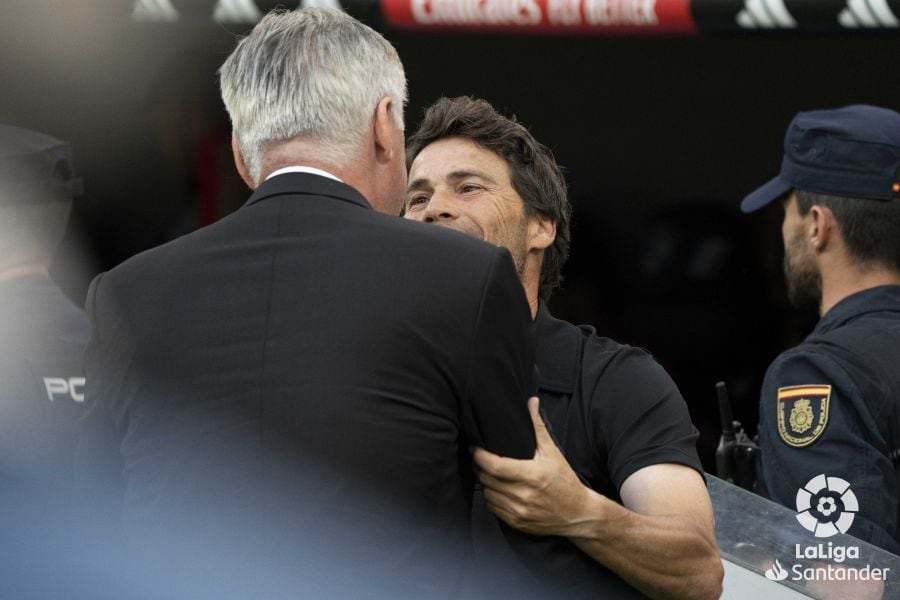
[527, 396, 554, 449]
[482, 493, 517, 527]
[477, 469, 524, 496]
[472, 446, 502, 472]
[473, 447, 526, 481]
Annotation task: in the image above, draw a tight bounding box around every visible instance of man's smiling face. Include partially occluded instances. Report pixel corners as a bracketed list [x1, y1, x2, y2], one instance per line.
[404, 136, 529, 274]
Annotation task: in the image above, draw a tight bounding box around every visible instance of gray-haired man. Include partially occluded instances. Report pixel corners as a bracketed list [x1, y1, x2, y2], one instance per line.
[76, 9, 537, 596]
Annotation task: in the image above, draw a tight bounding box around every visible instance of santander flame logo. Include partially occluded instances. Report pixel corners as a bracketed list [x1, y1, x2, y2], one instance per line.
[765, 558, 789, 581]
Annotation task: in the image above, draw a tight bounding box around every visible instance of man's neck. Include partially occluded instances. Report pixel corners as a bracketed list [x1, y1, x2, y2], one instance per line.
[261, 157, 348, 186]
[528, 295, 539, 320]
[520, 269, 541, 320]
[820, 267, 900, 316]
[259, 152, 382, 213]
[0, 265, 49, 284]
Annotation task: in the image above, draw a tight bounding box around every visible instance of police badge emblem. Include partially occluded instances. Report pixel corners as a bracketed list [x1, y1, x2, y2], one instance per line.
[789, 399, 814, 434]
[777, 385, 831, 447]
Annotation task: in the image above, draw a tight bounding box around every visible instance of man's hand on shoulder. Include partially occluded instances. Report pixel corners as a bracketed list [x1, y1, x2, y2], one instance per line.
[472, 397, 596, 537]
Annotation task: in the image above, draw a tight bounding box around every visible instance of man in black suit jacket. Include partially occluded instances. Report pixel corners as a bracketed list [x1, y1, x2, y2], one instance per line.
[76, 9, 535, 597]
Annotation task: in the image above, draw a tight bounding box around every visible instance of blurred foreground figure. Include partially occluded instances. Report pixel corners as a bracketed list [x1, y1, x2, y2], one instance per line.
[742, 105, 900, 553]
[0, 125, 88, 494]
[76, 9, 537, 598]
[404, 97, 722, 600]
[0, 125, 92, 598]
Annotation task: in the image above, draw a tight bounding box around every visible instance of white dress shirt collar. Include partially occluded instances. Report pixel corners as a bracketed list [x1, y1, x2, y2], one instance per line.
[265, 166, 343, 183]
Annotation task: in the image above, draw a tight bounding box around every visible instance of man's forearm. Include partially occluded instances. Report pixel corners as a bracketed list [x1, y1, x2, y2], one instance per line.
[474, 401, 722, 600]
[562, 490, 723, 600]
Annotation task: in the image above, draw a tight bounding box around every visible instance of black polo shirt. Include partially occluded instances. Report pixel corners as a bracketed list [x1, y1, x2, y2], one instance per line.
[758, 285, 900, 553]
[535, 303, 703, 501]
[472, 304, 702, 599]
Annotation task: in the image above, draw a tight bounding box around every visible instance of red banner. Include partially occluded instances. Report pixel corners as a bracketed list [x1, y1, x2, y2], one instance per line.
[379, 0, 697, 34]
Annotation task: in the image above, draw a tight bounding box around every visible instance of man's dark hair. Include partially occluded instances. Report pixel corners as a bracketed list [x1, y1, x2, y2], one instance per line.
[796, 189, 900, 272]
[406, 96, 572, 301]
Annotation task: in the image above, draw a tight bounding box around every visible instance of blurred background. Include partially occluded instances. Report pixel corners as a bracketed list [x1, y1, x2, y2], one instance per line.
[1, 0, 897, 468]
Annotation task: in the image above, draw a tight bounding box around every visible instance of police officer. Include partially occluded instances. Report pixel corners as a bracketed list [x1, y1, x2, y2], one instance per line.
[741, 105, 900, 553]
[0, 125, 89, 494]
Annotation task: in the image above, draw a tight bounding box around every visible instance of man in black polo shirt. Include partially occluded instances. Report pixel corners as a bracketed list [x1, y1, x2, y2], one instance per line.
[741, 105, 900, 553]
[404, 97, 722, 600]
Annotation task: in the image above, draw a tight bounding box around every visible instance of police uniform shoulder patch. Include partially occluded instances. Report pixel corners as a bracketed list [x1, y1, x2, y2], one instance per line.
[777, 385, 831, 447]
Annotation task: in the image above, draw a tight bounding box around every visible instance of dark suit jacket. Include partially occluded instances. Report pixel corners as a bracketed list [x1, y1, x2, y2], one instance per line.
[76, 173, 536, 597]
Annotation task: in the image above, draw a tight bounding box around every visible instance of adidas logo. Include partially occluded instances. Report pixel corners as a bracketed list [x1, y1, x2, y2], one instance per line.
[735, 0, 899, 29]
[837, 0, 899, 28]
[735, 0, 797, 28]
[132, 0, 341, 23]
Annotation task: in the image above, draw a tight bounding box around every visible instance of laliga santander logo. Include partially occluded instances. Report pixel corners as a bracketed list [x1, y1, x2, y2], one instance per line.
[795, 474, 858, 538]
[763, 475, 890, 583]
[764, 473, 859, 582]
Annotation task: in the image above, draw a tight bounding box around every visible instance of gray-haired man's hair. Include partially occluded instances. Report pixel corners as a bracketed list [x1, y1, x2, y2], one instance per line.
[219, 8, 407, 183]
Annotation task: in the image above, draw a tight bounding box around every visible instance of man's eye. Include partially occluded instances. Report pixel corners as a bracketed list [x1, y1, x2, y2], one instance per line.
[460, 184, 481, 194]
[406, 195, 429, 209]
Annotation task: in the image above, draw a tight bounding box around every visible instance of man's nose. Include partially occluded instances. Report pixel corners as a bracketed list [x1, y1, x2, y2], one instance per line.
[423, 191, 457, 223]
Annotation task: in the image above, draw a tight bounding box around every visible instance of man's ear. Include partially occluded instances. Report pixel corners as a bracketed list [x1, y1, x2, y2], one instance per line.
[809, 205, 836, 252]
[231, 133, 255, 189]
[528, 214, 556, 253]
[373, 96, 397, 165]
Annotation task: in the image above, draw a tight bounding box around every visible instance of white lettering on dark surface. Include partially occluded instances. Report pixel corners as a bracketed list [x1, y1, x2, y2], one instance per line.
[43, 377, 85, 403]
[411, 0, 542, 25]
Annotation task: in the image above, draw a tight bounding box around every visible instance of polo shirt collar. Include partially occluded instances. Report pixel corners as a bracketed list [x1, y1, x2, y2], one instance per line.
[815, 284, 900, 335]
[533, 301, 583, 394]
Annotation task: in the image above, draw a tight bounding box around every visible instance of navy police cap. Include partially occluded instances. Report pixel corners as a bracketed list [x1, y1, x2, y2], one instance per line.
[741, 104, 900, 213]
[0, 124, 83, 203]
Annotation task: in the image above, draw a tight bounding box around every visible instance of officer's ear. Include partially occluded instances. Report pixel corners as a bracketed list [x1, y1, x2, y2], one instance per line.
[808, 204, 838, 253]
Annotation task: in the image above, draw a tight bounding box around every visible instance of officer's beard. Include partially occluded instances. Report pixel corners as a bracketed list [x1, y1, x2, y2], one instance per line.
[783, 229, 822, 312]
